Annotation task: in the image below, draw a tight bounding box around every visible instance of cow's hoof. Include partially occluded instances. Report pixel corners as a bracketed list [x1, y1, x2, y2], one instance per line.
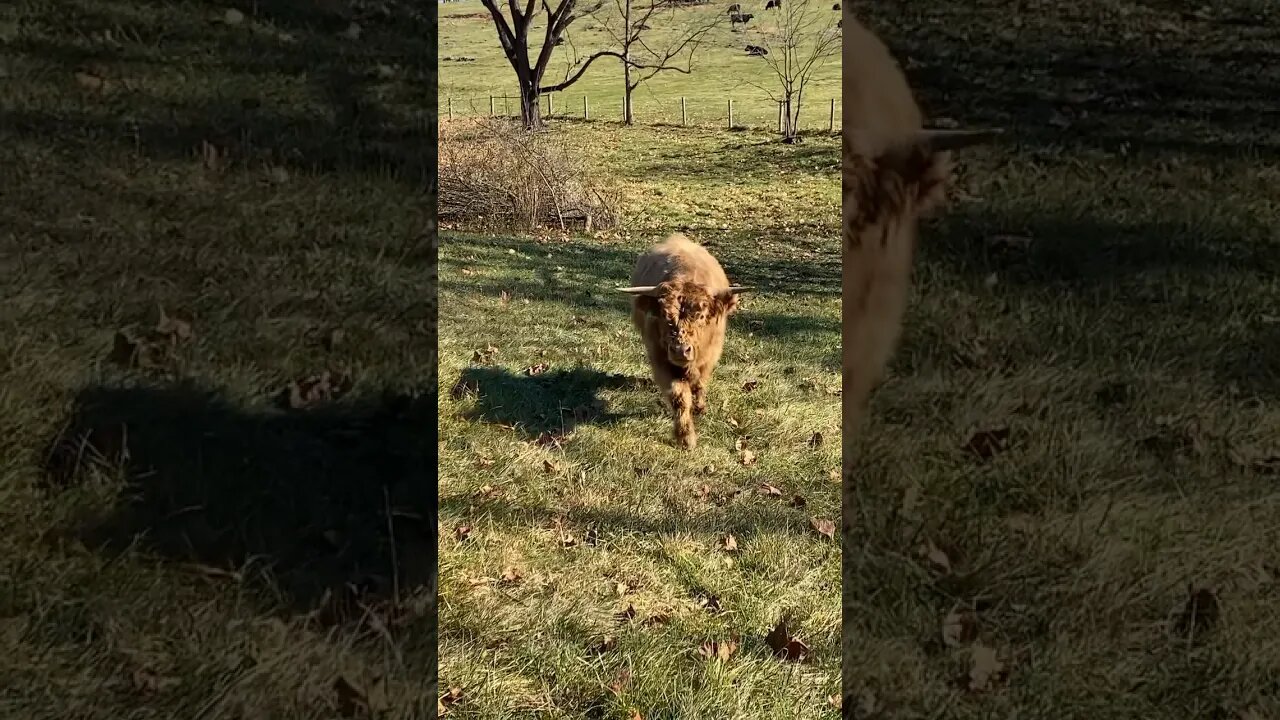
[675, 431, 697, 450]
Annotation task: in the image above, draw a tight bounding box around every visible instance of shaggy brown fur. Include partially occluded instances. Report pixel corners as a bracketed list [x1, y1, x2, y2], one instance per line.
[840, 13, 997, 505]
[622, 234, 747, 449]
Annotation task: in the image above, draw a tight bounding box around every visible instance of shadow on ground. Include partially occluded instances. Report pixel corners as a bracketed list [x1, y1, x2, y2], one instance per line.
[452, 365, 647, 437]
[42, 381, 436, 628]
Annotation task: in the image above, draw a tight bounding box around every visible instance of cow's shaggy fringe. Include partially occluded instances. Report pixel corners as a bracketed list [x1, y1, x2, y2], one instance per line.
[439, 118, 620, 231]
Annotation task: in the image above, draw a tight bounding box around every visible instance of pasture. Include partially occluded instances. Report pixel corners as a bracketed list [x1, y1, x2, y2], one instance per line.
[1, 0, 436, 717]
[436, 123, 842, 718]
[438, 2, 842, 717]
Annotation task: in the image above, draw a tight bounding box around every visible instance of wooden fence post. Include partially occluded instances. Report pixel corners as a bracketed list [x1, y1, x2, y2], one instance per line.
[489, 95, 495, 117]
[829, 98, 835, 132]
[584, 95, 589, 120]
[548, 93, 554, 117]
[727, 99, 733, 129]
[681, 96, 687, 126]
[777, 101, 784, 133]
[448, 96, 453, 121]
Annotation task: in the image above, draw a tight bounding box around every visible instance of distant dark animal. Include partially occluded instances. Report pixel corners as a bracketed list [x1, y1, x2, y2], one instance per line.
[832, 2, 840, 9]
[727, 3, 741, 12]
[745, 44, 768, 56]
[765, 0, 780, 8]
[620, 233, 750, 450]
[730, 11, 753, 27]
[836, 18, 841, 27]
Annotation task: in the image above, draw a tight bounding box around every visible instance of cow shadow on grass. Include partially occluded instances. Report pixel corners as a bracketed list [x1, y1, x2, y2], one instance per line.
[41, 381, 436, 634]
[451, 365, 648, 437]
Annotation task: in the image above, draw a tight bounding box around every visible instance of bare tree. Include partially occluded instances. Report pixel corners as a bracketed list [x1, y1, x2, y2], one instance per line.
[746, 0, 839, 142]
[481, 0, 717, 130]
[562, 0, 721, 125]
[479, 0, 602, 130]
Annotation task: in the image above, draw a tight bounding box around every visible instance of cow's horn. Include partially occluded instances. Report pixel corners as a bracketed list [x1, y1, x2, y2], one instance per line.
[917, 128, 1003, 152]
[616, 285, 661, 294]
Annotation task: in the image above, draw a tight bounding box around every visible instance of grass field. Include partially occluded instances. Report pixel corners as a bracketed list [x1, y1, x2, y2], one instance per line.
[436, 121, 841, 718]
[843, 0, 1280, 717]
[1, 0, 437, 717]
[439, 0, 842, 130]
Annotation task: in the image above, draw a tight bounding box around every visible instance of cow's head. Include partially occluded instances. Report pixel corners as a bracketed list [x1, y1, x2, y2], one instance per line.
[619, 281, 751, 367]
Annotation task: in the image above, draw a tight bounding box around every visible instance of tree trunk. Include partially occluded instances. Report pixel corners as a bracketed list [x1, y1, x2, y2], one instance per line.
[624, 76, 634, 125]
[622, 0, 634, 125]
[519, 76, 544, 130]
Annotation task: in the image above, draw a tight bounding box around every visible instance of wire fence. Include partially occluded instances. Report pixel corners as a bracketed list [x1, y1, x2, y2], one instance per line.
[442, 92, 842, 133]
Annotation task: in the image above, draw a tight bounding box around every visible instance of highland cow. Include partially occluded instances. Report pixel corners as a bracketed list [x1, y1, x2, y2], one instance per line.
[840, 12, 999, 486]
[619, 234, 750, 450]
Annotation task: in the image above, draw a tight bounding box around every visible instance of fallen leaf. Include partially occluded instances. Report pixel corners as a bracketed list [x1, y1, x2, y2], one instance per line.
[963, 427, 1011, 460]
[155, 308, 192, 341]
[628, 710, 643, 720]
[542, 459, 557, 474]
[641, 611, 671, 627]
[499, 566, 522, 583]
[742, 379, 759, 392]
[734, 436, 749, 451]
[280, 371, 352, 410]
[828, 694, 842, 709]
[560, 532, 577, 548]
[703, 464, 717, 475]
[472, 345, 498, 363]
[535, 432, 567, 450]
[74, 71, 106, 90]
[693, 484, 712, 501]
[524, 362, 548, 376]
[789, 494, 807, 508]
[474, 483, 500, 498]
[758, 483, 783, 497]
[719, 534, 739, 552]
[941, 605, 980, 647]
[808, 431, 824, 449]
[967, 644, 1008, 692]
[765, 619, 810, 662]
[696, 594, 722, 613]
[614, 581, 630, 596]
[608, 668, 632, 694]
[923, 541, 952, 574]
[591, 635, 617, 654]
[438, 687, 464, 716]
[1174, 585, 1220, 639]
[585, 527, 600, 546]
[474, 457, 495, 469]
[697, 638, 739, 661]
[454, 524, 472, 542]
[810, 517, 836, 540]
[739, 450, 756, 466]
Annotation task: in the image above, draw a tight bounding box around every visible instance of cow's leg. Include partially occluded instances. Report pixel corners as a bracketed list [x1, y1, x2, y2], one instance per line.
[669, 378, 697, 449]
[690, 369, 709, 416]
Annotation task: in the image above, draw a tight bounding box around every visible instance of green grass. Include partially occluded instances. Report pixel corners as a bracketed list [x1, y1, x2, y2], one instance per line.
[0, 0, 436, 717]
[440, 0, 842, 130]
[436, 121, 842, 717]
[844, 0, 1280, 716]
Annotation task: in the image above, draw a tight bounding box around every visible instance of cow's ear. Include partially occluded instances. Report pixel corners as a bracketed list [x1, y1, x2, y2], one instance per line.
[882, 129, 1001, 215]
[715, 290, 741, 316]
